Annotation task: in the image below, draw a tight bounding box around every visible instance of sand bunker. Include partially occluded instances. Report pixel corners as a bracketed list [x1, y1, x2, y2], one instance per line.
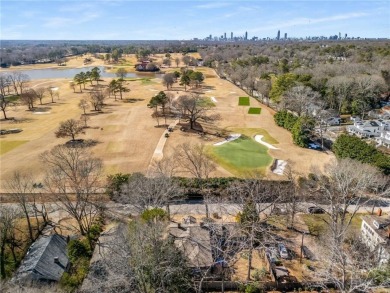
[149, 89, 158, 91]
[272, 160, 287, 175]
[254, 135, 278, 150]
[211, 97, 218, 103]
[214, 133, 241, 146]
[33, 112, 51, 114]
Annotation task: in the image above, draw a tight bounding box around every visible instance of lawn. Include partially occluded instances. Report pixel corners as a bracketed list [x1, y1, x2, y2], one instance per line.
[208, 135, 273, 176]
[238, 96, 250, 106]
[0, 141, 28, 155]
[248, 107, 261, 114]
[300, 213, 365, 237]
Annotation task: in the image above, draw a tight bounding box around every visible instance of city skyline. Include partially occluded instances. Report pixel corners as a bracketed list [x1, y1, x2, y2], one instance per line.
[1, 0, 389, 40]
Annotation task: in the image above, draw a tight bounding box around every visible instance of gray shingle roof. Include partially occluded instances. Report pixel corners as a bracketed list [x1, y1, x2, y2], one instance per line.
[14, 234, 69, 283]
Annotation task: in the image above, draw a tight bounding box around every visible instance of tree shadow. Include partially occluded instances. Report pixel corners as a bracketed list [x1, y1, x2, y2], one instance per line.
[64, 139, 101, 148]
[122, 98, 145, 103]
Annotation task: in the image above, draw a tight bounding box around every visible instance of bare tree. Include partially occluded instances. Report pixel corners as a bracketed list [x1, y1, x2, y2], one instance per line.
[79, 224, 135, 293]
[90, 90, 106, 111]
[19, 89, 37, 110]
[32, 87, 46, 105]
[227, 178, 284, 280]
[283, 85, 321, 116]
[308, 159, 389, 292]
[80, 114, 90, 128]
[78, 98, 90, 115]
[46, 87, 59, 103]
[162, 73, 175, 90]
[120, 173, 179, 217]
[0, 94, 13, 120]
[175, 142, 216, 179]
[327, 76, 354, 114]
[55, 119, 84, 141]
[173, 94, 219, 130]
[69, 81, 76, 93]
[8, 72, 30, 95]
[0, 74, 11, 96]
[175, 57, 180, 67]
[41, 145, 104, 248]
[5, 172, 44, 243]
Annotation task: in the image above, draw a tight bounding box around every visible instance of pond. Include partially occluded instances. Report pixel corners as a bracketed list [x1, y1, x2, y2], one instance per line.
[0, 66, 156, 80]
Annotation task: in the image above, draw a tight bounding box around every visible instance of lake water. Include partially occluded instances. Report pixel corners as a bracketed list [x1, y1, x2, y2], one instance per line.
[0, 66, 154, 80]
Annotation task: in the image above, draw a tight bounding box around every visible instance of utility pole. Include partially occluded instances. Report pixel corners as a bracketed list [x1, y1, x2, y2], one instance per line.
[300, 232, 306, 263]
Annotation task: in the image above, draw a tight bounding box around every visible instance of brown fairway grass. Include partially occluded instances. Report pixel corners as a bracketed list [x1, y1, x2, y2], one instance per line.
[0, 54, 334, 192]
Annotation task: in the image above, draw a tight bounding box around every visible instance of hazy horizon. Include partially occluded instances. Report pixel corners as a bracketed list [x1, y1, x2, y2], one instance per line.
[1, 0, 389, 40]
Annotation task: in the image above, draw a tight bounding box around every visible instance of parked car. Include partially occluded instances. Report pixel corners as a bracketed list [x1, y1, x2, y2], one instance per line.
[307, 206, 325, 214]
[308, 142, 322, 150]
[278, 243, 289, 259]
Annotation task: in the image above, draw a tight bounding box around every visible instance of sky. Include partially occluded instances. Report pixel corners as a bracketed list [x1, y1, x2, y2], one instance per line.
[1, 0, 389, 40]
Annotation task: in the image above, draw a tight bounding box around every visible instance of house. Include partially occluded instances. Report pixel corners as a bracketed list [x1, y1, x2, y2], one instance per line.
[168, 223, 214, 271]
[347, 120, 381, 137]
[13, 234, 69, 284]
[361, 214, 390, 265]
[324, 117, 341, 126]
[376, 131, 390, 148]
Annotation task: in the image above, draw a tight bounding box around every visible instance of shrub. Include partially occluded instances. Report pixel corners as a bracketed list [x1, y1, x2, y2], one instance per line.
[68, 239, 90, 262]
[60, 258, 90, 291]
[141, 208, 168, 222]
[333, 134, 390, 175]
[106, 173, 131, 199]
[212, 212, 221, 219]
[274, 110, 287, 127]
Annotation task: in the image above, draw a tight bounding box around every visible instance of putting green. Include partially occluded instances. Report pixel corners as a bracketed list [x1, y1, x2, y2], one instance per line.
[208, 135, 273, 176]
[248, 107, 261, 114]
[238, 96, 250, 106]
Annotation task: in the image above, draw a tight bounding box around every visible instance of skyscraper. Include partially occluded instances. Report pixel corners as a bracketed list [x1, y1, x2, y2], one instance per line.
[224, 32, 226, 40]
[231, 32, 233, 40]
[277, 30, 280, 40]
[245, 31, 248, 40]
[284, 33, 287, 40]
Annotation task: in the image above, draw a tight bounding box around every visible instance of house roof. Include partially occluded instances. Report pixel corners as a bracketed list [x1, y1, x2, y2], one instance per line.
[169, 223, 213, 268]
[14, 234, 69, 283]
[362, 215, 390, 244]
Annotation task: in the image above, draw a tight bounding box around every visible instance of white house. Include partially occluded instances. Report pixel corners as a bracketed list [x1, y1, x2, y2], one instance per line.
[347, 120, 381, 137]
[361, 214, 390, 265]
[376, 131, 390, 148]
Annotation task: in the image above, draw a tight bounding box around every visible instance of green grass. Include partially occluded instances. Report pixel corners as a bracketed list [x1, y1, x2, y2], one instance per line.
[202, 97, 216, 107]
[208, 135, 273, 176]
[238, 96, 250, 106]
[0, 141, 28, 155]
[300, 213, 365, 237]
[229, 128, 279, 145]
[248, 107, 262, 114]
[6, 95, 19, 102]
[124, 77, 157, 85]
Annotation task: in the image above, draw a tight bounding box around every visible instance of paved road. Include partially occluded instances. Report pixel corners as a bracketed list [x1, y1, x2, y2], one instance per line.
[2, 200, 389, 222]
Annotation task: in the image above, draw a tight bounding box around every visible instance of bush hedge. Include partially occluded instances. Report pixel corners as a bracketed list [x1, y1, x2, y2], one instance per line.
[332, 134, 390, 175]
